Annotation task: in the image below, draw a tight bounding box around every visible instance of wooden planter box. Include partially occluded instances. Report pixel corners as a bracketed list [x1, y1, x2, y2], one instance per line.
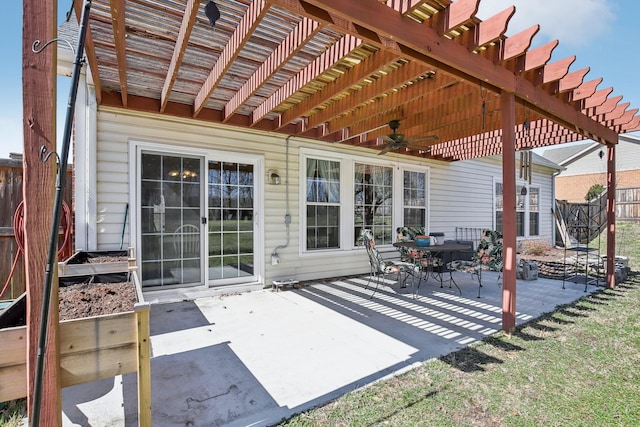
[58, 248, 135, 277]
[0, 269, 151, 424]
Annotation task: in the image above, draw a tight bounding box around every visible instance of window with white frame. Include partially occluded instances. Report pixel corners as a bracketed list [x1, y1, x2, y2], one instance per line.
[495, 181, 540, 237]
[354, 163, 393, 245]
[302, 151, 429, 252]
[403, 170, 427, 227]
[305, 157, 341, 250]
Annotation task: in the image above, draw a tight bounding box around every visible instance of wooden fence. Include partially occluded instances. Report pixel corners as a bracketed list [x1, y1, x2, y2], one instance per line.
[617, 187, 640, 221]
[0, 155, 73, 300]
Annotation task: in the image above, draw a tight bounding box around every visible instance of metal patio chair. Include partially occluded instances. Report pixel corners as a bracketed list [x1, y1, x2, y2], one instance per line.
[447, 230, 503, 298]
[361, 229, 422, 299]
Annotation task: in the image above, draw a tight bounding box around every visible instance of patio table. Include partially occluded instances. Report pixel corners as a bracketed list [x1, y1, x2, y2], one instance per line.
[393, 241, 473, 295]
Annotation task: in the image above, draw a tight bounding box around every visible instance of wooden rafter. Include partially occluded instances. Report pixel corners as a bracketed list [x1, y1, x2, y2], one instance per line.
[109, 0, 128, 107]
[193, 0, 269, 117]
[224, 16, 322, 121]
[251, 34, 363, 124]
[277, 48, 400, 130]
[73, 1, 102, 103]
[271, 0, 618, 143]
[160, 0, 200, 113]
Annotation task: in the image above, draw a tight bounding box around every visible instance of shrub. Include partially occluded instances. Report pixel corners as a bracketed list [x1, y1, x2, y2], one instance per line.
[585, 183, 605, 201]
[521, 240, 551, 256]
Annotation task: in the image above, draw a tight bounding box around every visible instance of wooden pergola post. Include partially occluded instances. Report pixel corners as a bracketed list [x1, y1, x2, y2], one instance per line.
[605, 143, 616, 289]
[501, 91, 517, 333]
[23, 0, 62, 423]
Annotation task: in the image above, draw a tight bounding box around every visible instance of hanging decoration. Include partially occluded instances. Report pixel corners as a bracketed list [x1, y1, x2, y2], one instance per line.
[519, 108, 533, 185]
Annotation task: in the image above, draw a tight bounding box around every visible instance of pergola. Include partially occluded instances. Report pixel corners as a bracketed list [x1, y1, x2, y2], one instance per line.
[22, 0, 639, 422]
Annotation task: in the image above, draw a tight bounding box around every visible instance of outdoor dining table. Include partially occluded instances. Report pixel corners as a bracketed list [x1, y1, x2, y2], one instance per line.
[392, 240, 473, 295]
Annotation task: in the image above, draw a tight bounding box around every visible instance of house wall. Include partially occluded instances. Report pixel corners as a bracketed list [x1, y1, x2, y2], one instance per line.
[555, 137, 640, 202]
[88, 108, 556, 287]
[556, 170, 640, 202]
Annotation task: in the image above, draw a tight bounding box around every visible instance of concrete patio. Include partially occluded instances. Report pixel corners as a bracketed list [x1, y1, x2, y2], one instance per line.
[61, 272, 596, 426]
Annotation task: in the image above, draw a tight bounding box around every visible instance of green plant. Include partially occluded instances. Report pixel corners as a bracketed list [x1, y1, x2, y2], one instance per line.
[0, 398, 27, 426]
[585, 183, 605, 201]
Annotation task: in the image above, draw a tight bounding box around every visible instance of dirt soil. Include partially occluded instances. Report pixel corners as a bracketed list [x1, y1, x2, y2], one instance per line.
[58, 281, 137, 321]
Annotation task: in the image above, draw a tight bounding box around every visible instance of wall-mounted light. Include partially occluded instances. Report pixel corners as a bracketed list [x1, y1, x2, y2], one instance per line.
[268, 169, 280, 185]
[521, 186, 528, 196]
[598, 149, 604, 159]
[205, 1, 220, 27]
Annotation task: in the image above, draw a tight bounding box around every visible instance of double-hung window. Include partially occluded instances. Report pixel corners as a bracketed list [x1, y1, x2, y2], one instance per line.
[305, 158, 340, 250]
[354, 163, 393, 245]
[494, 181, 540, 237]
[302, 150, 429, 252]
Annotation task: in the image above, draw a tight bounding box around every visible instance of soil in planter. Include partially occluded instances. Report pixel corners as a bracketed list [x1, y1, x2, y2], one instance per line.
[59, 273, 137, 321]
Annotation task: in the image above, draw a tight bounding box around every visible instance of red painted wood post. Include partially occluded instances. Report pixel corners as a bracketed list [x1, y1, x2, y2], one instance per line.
[23, 0, 62, 423]
[501, 91, 517, 333]
[606, 143, 616, 289]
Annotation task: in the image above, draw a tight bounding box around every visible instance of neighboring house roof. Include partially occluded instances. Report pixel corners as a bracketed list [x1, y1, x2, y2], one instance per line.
[531, 152, 564, 171]
[541, 133, 640, 167]
[541, 142, 599, 166]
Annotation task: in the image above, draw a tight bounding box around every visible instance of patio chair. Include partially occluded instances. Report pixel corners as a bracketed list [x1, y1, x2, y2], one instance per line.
[447, 230, 503, 298]
[361, 229, 422, 299]
[396, 226, 445, 289]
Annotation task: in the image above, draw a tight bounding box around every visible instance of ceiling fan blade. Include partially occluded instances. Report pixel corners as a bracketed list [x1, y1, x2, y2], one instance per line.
[379, 135, 395, 143]
[378, 145, 392, 155]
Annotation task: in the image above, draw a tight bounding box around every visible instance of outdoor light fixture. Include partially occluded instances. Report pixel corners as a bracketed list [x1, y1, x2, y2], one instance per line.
[599, 149, 604, 159]
[521, 186, 528, 196]
[205, 1, 220, 27]
[268, 169, 281, 185]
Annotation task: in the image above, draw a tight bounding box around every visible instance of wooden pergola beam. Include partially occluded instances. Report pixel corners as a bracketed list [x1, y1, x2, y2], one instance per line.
[224, 17, 322, 121]
[160, 0, 200, 113]
[73, 1, 102, 103]
[193, 0, 269, 117]
[271, 0, 617, 143]
[23, 0, 61, 422]
[109, 0, 128, 107]
[251, 34, 363, 124]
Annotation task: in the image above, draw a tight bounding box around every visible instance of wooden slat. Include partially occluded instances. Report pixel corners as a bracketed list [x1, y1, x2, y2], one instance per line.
[109, 0, 128, 107]
[160, 0, 200, 112]
[59, 311, 138, 354]
[306, 60, 428, 130]
[475, 6, 514, 47]
[252, 34, 362, 124]
[279, 49, 399, 130]
[193, 0, 269, 116]
[224, 17, 322, 120]
[60, 344, 138, 387]
[0, 363, 27, 402]
[73, 2, 102, 103]
[502, 25, 539, 62]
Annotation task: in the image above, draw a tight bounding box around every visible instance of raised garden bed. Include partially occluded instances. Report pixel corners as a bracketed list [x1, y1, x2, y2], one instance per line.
[0, 268, 151, 424]
[58, 248, 135, 277]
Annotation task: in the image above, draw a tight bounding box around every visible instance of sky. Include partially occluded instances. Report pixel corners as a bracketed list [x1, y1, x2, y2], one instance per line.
[1, 0, 639, 158]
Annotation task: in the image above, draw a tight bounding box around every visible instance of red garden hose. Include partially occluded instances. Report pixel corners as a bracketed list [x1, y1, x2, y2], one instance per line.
[0, 201, 71, 299]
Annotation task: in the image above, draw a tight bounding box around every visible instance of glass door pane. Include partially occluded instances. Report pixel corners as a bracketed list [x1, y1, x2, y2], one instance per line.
[140, 153, 202, 287]
[208, 161, 254, 282]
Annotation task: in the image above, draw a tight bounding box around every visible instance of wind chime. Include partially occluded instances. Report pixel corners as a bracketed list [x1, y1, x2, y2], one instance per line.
[519, 108, 533, 186]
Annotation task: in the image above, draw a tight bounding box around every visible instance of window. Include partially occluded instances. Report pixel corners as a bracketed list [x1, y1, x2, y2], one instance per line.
[403, 170, 427, 227]
[305, 158, 340, 250]
[495, 181, 540, 237]
[354, 163, 393, 245]
[302, 150, 429, 252]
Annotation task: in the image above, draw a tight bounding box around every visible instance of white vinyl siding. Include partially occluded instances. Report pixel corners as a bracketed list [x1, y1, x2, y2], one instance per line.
[86, 108, 557, 287]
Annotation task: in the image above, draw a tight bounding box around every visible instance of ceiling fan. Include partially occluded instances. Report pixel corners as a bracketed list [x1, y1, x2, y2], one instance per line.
[377, 119, 439, 155]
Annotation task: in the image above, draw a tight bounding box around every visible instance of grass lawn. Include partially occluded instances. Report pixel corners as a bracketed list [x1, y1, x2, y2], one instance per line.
[281, 271, 640, 426]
